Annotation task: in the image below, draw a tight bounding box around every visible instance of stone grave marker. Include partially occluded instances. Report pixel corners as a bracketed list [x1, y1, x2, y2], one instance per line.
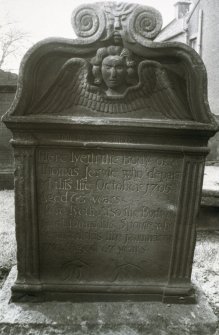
[2, 2, 218, 303]
[0, 70, 17, 189]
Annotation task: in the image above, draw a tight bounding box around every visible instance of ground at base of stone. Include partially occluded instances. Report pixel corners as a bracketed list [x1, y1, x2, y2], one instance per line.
[0, 267, 218, 335]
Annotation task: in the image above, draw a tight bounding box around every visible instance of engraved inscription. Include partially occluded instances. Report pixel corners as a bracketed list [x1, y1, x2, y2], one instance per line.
[37, 148, 183, 283]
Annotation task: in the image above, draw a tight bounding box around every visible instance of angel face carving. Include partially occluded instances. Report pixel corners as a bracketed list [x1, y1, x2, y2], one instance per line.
[33, 46, 190, 119]
[101, 56, 127, 95]
[92, 46, 136, 96]
[103, 2, 137, 43]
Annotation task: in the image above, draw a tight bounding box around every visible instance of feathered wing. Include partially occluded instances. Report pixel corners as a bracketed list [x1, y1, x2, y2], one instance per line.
[135, 60, 192, 120]
[88, 60, 192, 118]
[31, 57, 192, 119]
[31, 58, 95, 115]
[90, 60, 192, 118]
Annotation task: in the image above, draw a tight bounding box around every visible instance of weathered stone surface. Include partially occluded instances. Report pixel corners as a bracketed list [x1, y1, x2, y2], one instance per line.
[2, 1, 218, 303]
[71, 2, 163, 44]
[0, 267, 218, 335]
[1, 190, 219, 312]
[0, 74, 17, 189]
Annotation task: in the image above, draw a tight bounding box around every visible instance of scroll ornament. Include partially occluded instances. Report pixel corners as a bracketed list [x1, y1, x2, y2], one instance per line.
[71, 2, 163, 44]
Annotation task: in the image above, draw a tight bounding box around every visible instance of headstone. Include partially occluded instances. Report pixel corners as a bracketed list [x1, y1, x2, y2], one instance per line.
[0, 70, 17, 189]
[2, 2, 218, 303]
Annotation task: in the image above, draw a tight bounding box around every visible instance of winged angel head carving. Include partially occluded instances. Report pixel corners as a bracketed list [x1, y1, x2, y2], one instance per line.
[32, 45, 190, 119]
[91, 46, 136, 96]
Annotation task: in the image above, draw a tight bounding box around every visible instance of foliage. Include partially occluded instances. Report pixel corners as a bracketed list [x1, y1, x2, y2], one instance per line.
[0, 13, 30, 71]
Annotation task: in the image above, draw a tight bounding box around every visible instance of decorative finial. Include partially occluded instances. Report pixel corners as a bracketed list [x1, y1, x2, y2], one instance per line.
[71, 2, 163, 44]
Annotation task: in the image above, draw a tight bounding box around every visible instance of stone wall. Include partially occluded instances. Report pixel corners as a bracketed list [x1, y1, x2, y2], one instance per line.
[0, 70, 17, 189]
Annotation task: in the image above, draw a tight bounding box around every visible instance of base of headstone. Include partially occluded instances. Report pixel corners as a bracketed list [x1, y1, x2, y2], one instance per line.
[0, 267, 217, 335]
[10, 280, 196, 304]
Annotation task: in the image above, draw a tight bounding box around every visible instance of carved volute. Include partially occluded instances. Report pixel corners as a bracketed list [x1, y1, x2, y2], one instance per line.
[71, 2, 163, 44]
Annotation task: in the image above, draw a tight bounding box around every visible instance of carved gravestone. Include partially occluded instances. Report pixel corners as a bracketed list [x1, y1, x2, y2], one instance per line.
[0, 70, 17, 189]
[3, 2, 218, 303]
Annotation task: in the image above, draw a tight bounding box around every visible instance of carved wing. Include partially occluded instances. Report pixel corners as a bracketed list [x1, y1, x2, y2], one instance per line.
[87, 61, 191, 118]
[131, 60, 192, 120]
[31, 58, 96, 115]
[32, 57, 191, 119]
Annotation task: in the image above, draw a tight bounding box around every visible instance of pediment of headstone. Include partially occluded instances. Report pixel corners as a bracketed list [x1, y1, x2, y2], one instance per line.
[2, 1, 217, 133]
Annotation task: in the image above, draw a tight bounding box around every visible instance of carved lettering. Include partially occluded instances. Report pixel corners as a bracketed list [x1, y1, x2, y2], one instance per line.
[37, 148, 182, 280]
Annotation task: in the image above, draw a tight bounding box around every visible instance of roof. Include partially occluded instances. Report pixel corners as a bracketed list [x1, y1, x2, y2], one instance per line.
[174, 1, 191, 5]
[155, 17, 186, 42]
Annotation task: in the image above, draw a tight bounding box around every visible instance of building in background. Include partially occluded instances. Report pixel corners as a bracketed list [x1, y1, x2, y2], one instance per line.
[155, 0, 192, 44]
[156, 0, 219, 161]
[0, 70, 17, 189]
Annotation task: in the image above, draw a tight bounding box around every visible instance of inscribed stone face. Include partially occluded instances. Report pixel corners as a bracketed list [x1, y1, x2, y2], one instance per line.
[37, 148, 182, 284]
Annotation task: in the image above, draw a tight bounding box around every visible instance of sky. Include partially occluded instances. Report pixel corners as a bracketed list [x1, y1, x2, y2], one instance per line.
[1, 0, 177, 72]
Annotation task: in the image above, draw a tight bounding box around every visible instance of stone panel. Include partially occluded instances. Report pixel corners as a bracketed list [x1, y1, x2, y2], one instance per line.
[36, 148, 182, 286]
